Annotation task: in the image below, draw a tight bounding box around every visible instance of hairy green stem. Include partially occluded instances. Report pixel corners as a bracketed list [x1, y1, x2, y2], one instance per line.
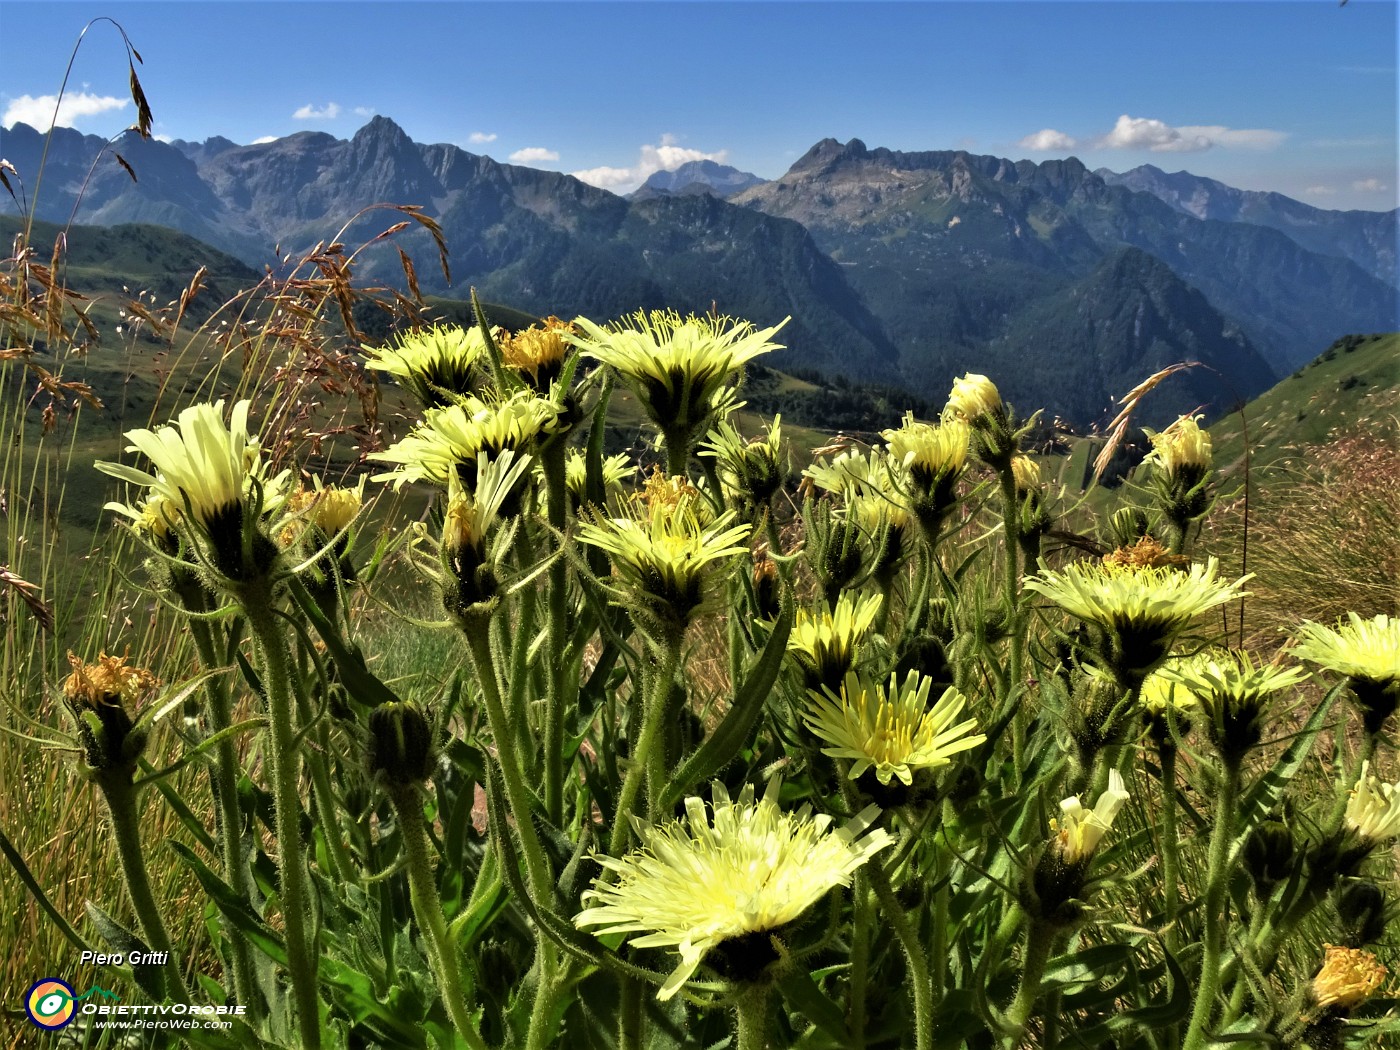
[610, 638, 683, 854]
[847, 871, 872, 1049]
[1003, 915, 1056, 1048]
[246, 601, 323, 1050]
[541, 439, 569, 825]
[185, 617, 258, 1013]
[735, 982, 774, 1050]
[867, 861, 934, 1050]
[98, 776, 190, 1002]
[463, 624, 554, 906]
[1181, 762, 1241, 1050]
[619, 973, 644, 1050]
[1158, 741, 1182, 946]
[388, 785, 488, 1050]
[998, 468, 1027, 781]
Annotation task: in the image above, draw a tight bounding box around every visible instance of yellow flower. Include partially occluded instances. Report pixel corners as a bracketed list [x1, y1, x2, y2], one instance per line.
[1312, 944, 1387, 1010]
[1158, 649, 1305, 760]
[63, 651, 158, 707]
[1343, 761, 1400, 844]
[1023, 558, 1251, 677]
[1292, 613, 1400, 689]
[787, 592, 883, 687]
[577, 492, 750, 633]
[1144, 414, 1212, 479]
[882, 413, 969, 489]
[1157, 649, 1306, 708]
[499, 317, 572, 388]
[945, 373, 1003, 423]
[1010, 454, 1041, 493]
[803, 671, 985, 786]
[1052, 770, 1129, 865]
[281, 478, 364, 546]
[1138, 664, 1198, 714]
[369, 391, 559, 490]
[98, 399, 288, 530]
[443, 451, 533, 557]
[701, 416, 788, 509]
[562, 449, 635, 502]
[569, 310, 787, 449]
[363, 324, 484, 406]
[574, 779, 892, 1000]
[804, 447, 898, 501]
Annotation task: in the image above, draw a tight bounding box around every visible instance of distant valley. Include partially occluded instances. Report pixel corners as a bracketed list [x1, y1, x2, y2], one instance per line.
[3, 119, 1394, 427]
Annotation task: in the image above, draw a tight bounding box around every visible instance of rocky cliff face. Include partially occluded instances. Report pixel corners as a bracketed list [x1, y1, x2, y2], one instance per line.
[1098, 164, 1397, 285]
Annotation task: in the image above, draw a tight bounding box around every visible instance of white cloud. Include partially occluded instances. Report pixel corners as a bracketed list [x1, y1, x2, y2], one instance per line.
[1353, 178, 1388, 192]
[570, 134, 729, 193]
[1303, 185, 1337, 196]
[1174, 125, 1287, 150]
[353, 106, 375, 118]
[251, 135, 279, 145]
[468, 131, 497, 144]
[2, 91, 127, 129]
[1018, 128, 1079, 151]
[1019, 115, 1288, 156]
[569, 165, 634, 190]
[509, 147, 560, 165]
[292, 102, 341, 120]
[1100, 115, 1213, 153]
[154, 134, 172, 143]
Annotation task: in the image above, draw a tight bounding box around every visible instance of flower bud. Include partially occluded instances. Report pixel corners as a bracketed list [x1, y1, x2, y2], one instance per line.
[946, 373, 1003, 424]
[367, 702, 435, 786]
[1242, 820, 1295, 899]
[1335, 881, 1388, 948]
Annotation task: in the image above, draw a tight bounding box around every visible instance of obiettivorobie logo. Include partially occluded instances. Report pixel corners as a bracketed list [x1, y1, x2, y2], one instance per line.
[24, 978, 121, 1030]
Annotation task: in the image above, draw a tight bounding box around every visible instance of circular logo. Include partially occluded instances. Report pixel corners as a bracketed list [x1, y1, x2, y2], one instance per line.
[25, 978, 77, 1030]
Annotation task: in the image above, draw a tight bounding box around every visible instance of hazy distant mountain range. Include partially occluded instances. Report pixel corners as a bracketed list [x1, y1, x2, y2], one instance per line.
[2, 118, 1394, 425]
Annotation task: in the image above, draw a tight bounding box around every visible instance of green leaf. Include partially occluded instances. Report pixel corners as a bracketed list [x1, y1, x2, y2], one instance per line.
[0, 821, 93, 953]
[83, 900, 165, 1000]
[777, 968, 848, 1046]
[288, 576, 402, 709]
[1231, 681, 1342, 861]
[168, 841, 286, 966]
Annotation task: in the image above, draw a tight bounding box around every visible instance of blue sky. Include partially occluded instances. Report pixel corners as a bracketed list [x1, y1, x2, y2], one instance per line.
[1, 1, 1395, 209]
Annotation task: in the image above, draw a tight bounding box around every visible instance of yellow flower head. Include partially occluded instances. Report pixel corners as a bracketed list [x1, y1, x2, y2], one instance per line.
[787, 592, 883, 688]
[281, 478, 364, 547]
[1312, 944, 1387, 1011]
[804, 671, 985, 786]
[882, 413, 969, 490]
[1144, 414, 1212, 479]
[1010, 454, 1041, 493]
[1292, 613, 1400, 689]
[1158, 649, 1306, 710]
[1102, 536, 1188, 573]
[945, 373, 1003, 423]
[98, 400, 288, 531]
[499, 317, 572, 388]
[562, 449, 636, 502]
[363, 324, 485, 406]
[569, 310, 788, 444]
[1138, 663, 1198, 714]
[574, 779, 892, 1000]
[442, 451, 533, 557]
[1052, 770, 1129, 866]
[804, 447, 900, 504]
[1023, 558, 1251, 678]
[577, 492, 750, 634]
[1344, 761, 1400, 845]
[63, 651, 158, 708]
[701, 416, 788, 508]
[369, 391, 559, 490]
[63, 651, 158, 774]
